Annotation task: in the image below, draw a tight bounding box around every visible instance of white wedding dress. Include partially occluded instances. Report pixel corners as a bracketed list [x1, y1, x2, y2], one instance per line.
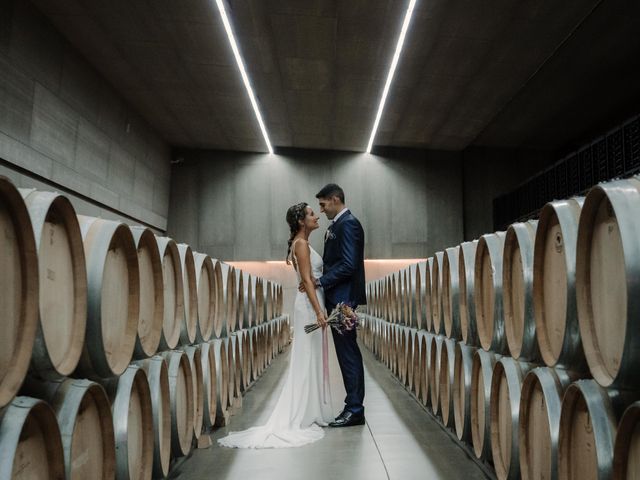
[218, 242, 338, 448]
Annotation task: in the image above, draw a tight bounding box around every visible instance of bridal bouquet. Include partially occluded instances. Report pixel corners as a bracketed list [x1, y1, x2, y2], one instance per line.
[304, 302, 360, 335]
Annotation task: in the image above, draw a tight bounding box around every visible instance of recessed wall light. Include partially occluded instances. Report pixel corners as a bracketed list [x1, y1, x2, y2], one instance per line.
[215, 0, 273, 154]
[366, 0, 417, 154]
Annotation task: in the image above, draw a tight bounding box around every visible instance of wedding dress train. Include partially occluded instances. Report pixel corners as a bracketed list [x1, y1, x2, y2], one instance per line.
[218, 244, 338, 448]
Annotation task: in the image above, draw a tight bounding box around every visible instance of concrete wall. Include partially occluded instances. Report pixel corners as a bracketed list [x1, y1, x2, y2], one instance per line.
[462, 147, 556, 240]
[0, 0, 171, 229]
[168, 148, 464, 262]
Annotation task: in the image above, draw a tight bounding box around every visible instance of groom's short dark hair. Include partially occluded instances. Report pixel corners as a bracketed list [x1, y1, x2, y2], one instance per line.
[316, 183, 345, 203]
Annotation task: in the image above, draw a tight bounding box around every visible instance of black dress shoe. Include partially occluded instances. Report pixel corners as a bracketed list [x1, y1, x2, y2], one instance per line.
[329, 411, 365, 427]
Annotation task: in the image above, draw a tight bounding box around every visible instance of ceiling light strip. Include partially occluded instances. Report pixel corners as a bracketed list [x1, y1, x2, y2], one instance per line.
[366, 0, 417, 154]
[215, 0, 273, 154]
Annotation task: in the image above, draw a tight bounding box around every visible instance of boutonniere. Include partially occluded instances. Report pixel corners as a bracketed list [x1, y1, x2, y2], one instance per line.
[325, 229, 336, 241]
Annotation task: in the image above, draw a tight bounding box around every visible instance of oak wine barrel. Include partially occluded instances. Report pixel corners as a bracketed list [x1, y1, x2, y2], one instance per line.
[489, 357, 533, 480]
[219, 263, 238, 334]
[576, 179, 640, 388]
[208, 259, 224, 337]
[252, 276, 265, 326]
[438, 338, 457, 427]
[181, 345, 204, 439]
[198, 342, 217, 431]
[211, 339, 229, 425]
[533, 197, 586, 370]
[418, 332, 432, 406]
[432, 252, 445, 334]
[519, 367, 574, 480]
[21, 377, 115, 479]
[0, 396, 65, 479]
[0, 177, 38, 407]
[471, 349, 500, 459]
[415, 262, 429, 329]
[613, 401, 640, 479]
[502, 220, 539, 361]
[411, 330, 421, 396]
[474, 232, 507, 353]
[429, 335, 444, 414]
[459, 241, 479, 346]
[241, 272, 254, 329]
[558, 379, 636, 480]
[161, 351, 194, 458]
[155, 237, 184, 350]
[442, 246, 461, 339]
[224, 337, 237, 405]
[453, 342, 476, 442]
[234, 269, 245, 331]
[76, 216, 139, 378]
[102, 366, 153, 480]
[177, 244, 198, 345]
[193, 253, 215, 342]
[20, 189, 87, 379]
[134, 356, 171, 479]
[130, 226, 163, 359]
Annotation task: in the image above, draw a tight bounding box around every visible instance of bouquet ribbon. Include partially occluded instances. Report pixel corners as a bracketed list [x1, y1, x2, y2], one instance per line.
[322, 327, 329, 404]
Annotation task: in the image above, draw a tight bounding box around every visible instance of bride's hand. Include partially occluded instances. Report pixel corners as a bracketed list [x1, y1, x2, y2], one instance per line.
[316, 311, 328, 329]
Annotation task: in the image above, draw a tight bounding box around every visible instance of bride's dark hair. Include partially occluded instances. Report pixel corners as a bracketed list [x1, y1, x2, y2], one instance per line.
[286, 202, 308, 264]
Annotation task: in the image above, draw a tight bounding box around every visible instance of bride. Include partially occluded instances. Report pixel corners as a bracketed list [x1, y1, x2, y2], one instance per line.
[218, 202, 338, 449]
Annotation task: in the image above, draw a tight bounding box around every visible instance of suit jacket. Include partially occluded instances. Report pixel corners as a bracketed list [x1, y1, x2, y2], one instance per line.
[319, 210, 367, 308]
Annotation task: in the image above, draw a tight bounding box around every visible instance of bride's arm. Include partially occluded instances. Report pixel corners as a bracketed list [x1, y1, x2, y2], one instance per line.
[294, 240, 327, 326]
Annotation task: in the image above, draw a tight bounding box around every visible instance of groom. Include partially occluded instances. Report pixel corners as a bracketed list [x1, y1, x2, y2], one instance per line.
[315, 183, 366, 427]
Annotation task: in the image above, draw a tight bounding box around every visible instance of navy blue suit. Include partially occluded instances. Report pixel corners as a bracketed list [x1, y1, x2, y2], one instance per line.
[319, 210, 366, 416]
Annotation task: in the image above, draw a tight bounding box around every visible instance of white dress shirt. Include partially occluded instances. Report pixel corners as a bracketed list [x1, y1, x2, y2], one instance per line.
[331, 207, 348, 224]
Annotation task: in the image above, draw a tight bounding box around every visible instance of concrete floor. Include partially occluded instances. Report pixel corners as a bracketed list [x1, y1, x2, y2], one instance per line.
[171, 345, 491, 480]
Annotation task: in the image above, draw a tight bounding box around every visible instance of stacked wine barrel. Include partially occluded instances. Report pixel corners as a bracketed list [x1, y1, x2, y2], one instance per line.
[362, 176, 640, 480]
[0, 176, 290, 479]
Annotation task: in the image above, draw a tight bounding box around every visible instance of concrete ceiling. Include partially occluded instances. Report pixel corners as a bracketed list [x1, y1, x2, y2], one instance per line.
[31, 0, 640, 153]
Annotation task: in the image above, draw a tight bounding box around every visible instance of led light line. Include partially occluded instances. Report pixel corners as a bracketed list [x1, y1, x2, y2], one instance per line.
[366, 0, 417, 154]
[215, 0, 273, 154]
